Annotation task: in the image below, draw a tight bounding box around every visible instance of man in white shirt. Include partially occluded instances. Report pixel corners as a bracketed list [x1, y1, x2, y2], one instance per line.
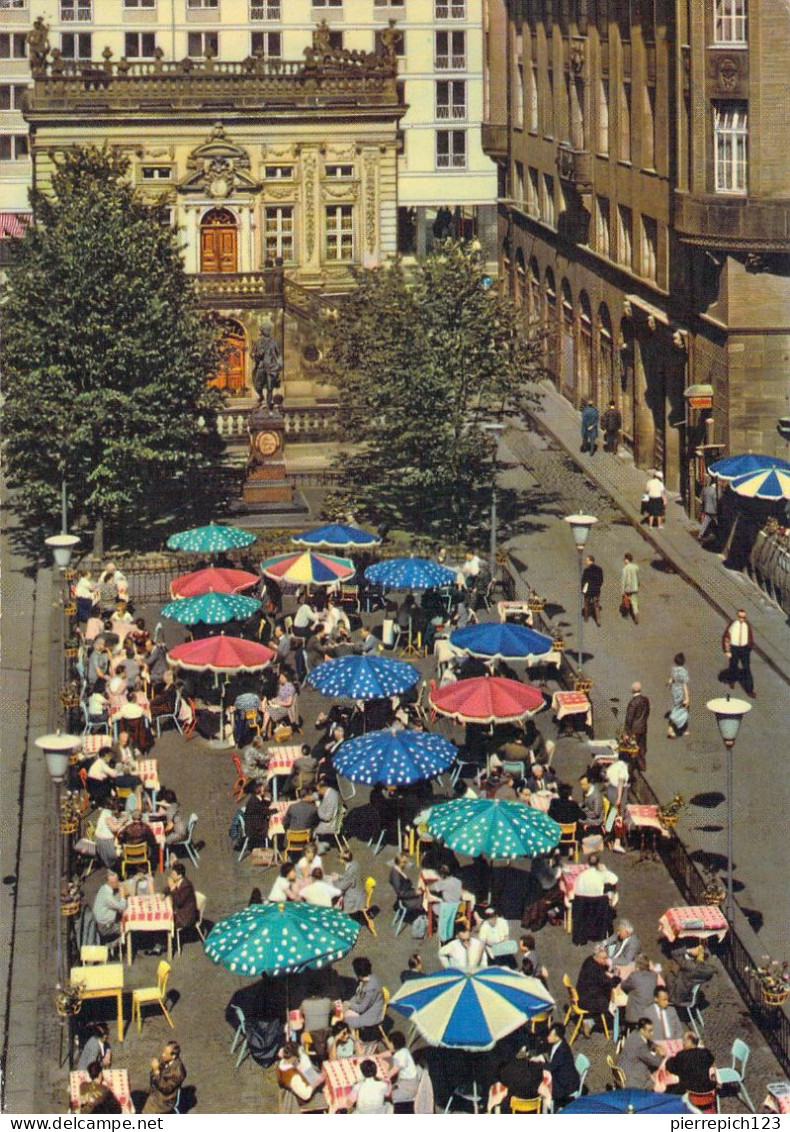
[649, 987, 684, 1041]
[267, 863, 300, 903]
[604, 756, 629, 852]
[300, 868, 342, 908]
[352, 1060, 393, 1114]
[478, 908, 516, 960]
[92, 870, 128, 941]
[573, 859, 606, 898]
[461, 552, 481, 581]
[439, 928, 488, 972]
[722, 609, 756, 698]
[293, 601, 320, 639]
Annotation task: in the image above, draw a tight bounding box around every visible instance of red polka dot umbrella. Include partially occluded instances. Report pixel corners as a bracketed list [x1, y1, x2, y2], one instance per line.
[169, 566, 259, 599]
[429, 676, 545, 725]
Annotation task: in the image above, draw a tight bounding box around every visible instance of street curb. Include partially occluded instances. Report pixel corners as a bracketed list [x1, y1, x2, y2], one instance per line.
[525, 410, 790, 689]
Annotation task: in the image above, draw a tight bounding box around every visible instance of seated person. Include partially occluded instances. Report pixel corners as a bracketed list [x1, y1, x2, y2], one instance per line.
[92, 870, 127, 943]
[400, 953, 423, 984]
[526, 764, 558, 794]
[87, 690, 110, 728]
[314, 780, 341, 851]
[324, 598, 351, 642]
[282, 788, 318, 834]
[117, 809, 158, 868]
[478, 907, 517, 961]
[241, 737, 270, 781]
[495, 1048, 545, 1112]
[262, 672, 297, 737]
[618, 1017, 664, 1089]
[522, 718, 550, 764]
[268, 862, 300, 903]
[78, 1062, 122, 1114]
[665, 1032, 716, 1096]
[576, 946, 620, 1036]
[351, 1059, 393, 1115]
[295, 843, 323, 882]
[439, 928, 488, 972]
[579, 774, 604, 832]
[389, 854, 424, 915]
[548, 783, 586, 832]
[667, 942, 716, 1006]
[493, 773, 519, 801]
[604, 919, 641, 966]
[300, 867, 341, 908]
[621, 954, 659, 1028]
[343, 957, 384, 1030]
[158, 788, 187, 846]
[300, 984, 332, 1058]
[87, 749, 118, 805]
[389, 1031, 419, 1105]
[327, 1021, 358, 1061]
[648, 987, 684, 1042]
[275, 1042, 326, 1112]
[149, 670, 177, 721]
[292, 744, 319, 791]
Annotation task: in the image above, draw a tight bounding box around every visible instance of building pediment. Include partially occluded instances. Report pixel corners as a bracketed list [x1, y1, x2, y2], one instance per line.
[179, 124, 260, 198]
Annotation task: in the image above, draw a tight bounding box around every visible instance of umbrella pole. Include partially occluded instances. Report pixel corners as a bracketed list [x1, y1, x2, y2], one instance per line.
[211, 674, 234, 749]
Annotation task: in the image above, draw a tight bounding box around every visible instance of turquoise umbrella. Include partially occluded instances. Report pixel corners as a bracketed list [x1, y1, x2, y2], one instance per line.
[204, 902, 360, 978]
[427, 798, 561, 861]
[161, 590, 261, 626]
[166, 523, 256, 553]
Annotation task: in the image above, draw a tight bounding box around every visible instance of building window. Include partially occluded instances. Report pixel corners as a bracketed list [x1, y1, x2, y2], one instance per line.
[435, 0, 465, 17]
[598, 77, 610, 154]
[0, 1, 26, 8]
[265, 205, 294, 262]
[617, 204, 632, 268]
[0, 135, 29, 160]
[640, 215, 657, 281]
[375, 0, 404, 5]
[327, 30, 343, 50]
[0, 34, 27, 58]
[60, 0, 93, 20]
[187, 0, 218, 7]
[714, 102, 747, 193]
[188, 32, 218, 56]
[436, 79, 466, 120]
[514, 159, 524, 203]
[325, 204, 353, 261]
[595, 195, 610, 258]
[436, 128, 466, 168]
[124, 32, 157, 57]
[264, 164, 292, 178]
[545, 67, 554, 137]
[0, 84, 27, 110]
[250, 0, 280, 16]
[313, 0, 342, 6]
[435, 30, 465, 70]
[542, 173, 555, 227]
[374, 28, 405, 56]
[325, 164, 353, 178]
[61, 32, 92, 59]
[515, 58, 525, 124]
[618, 79, 631, 162]
[251, 31, 281, 56]
[643, 84, 656, 169]
[141, 165, 172, 179]
[527, 166, 539, 216]
[529, 61, 538, 131]
[124, 0, 155, 7]
[714, 0, 746, 43]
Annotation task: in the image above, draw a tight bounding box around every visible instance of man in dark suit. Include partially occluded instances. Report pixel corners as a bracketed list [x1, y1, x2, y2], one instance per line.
[624, 682, 651, 771]
[165, 862, 198, 932]
[665, 1032, 716, 1095]
[581, 555, 604, 626]
[667, 943, 717, 1006]
[576, 947, 620, 1037]
[546, 1023, 580, 1109]
[496, 1049, 545, 1111]
[282, 788, 319, 834]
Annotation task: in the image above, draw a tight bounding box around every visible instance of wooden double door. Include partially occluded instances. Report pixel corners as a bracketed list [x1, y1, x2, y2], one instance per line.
[200, 208, 238, 274]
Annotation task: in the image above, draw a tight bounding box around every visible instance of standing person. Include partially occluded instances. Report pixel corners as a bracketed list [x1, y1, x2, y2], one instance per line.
[546, 1023, 581, 1110]
[624, 682, 650, 772]
[77, 1023, 112, 1072]
[334, 849, 364, 916]
[698, 477, 719, 544]
[601, 400, 622, 454]
[645, 470, 666, 529]
[666, 653, 690, 738]
[722, 609, 756, 699]
[142, 1042, 186, 1114]
[580, 401, 599, 455]
[665, 1032, 716, 1096]
[581, 555, 604, 626]
[620, 553, 640, 624]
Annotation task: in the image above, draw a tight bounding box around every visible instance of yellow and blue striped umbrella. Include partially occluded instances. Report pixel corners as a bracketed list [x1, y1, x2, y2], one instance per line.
[729, 467, 790, 501]
[261, 551, 355, 587]
[161, 590, 260, 626]
[389, 968, 554, 1051]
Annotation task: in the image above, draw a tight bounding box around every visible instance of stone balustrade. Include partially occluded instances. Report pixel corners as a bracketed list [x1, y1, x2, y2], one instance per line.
[217, 402, 337, 442]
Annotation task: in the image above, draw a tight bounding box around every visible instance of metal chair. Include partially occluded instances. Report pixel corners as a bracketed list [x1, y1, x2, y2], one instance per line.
[131, 960, 174, 1032]
[120, 841, 152, 880]
[168, 813, 200, 869]
[229, 1004, 250, 1068]
[508, 1096, 543, 1114]
[606, 1054, 626, 1090]
[81, 703, 109, 736]
[175, 891, 206, 956]
[392, 898, 408, 937]
[715, 1038, 755, 1113]
[558, 823, 579, 862]
[230, 754, 248, 803]
[360, 877, 378, 937]
[235, 812, 250, 863]
[677, 980, 705, 1038]
[154, 690, 185, 738]
[329, 805, 350, 853]
[283, 828, 312, 857]
[563, 974, 610, 1043]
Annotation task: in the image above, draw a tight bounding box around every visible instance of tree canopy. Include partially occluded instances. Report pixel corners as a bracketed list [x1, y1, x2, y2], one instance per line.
[321, 240, 546, 540]
[0, 145, 225, 551]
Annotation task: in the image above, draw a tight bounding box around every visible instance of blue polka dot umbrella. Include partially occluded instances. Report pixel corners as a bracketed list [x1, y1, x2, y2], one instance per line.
[161, 590, 261, 626]
[204, 902, 360, 978]
[291, 523, 381, 550]
[333, 728, 457, 787]
[365, 557, 458, 590]
[308, 654, 420, 701]
[559, 1090, 692, 1115]
[166, 523, 256, 553]
[427, 798, 561, 862]
[450, 622, 555, 662]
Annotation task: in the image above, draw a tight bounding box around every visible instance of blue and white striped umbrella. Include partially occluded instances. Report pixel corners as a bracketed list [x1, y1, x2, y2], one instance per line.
[709, 453, 790, 482]
[389, 967, 554, 1051]
[291, 523, 381, 550]
[333, 728, 457, 786]
[166, 523, 256, 553]
[365, 557, 458, 590]
[450, 622, 554, 661]
[729, 467, 790, 501]
[161, 590, 261, 626]
[307, 654, 419, 701]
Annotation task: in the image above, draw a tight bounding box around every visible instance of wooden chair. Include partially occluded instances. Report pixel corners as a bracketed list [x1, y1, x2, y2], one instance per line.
[230, 753, 248, 802]
[131, 960, 174, 1032]
[360, 877, 378, 937]
[563, 974, 610, 1044]
[120, 841, 152, 880]
[606, 1054, 626, 1090]
[686, 1090, 717, 1114]
[80, 945, 108, 965]
[509, 1096, 542, 1113]
[176, 891, 206, 956]
[559, 823, 579, 862]
[284, 828, 312, 857]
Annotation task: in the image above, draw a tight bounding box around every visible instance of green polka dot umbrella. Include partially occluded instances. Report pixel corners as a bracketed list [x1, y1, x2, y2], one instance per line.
[161, 590, 261, 626]
[427, 798, 561, 862]
[204, 902, 360, 978]
[166, 523, 256, 554]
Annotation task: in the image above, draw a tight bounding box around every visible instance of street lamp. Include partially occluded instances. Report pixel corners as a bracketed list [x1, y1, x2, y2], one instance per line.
[34, 731, 82, 982]
[480, 422, 506, 581]
[564, 514, 598, 669]
[706, 695, 751, 924]
[45, 534, 80, 570]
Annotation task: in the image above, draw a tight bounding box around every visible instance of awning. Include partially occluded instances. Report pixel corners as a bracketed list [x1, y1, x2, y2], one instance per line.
[0, 212, 30, 238]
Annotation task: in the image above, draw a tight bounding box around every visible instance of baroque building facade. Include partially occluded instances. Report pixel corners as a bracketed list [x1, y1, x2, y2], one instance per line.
[482, 0, 790, 509]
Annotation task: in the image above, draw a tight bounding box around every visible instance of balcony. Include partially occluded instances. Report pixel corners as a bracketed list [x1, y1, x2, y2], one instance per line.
[481, 121, 508, 158]
[556, 143, 592, 193]
[673, 192, 790, 252]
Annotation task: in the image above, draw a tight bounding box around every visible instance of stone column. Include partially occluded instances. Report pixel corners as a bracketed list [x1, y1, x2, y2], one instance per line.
[239, 205, 252, 273]
[299, 146, 322, 278]
[185, 206, 199, 274]
[361, 147, 379, 268]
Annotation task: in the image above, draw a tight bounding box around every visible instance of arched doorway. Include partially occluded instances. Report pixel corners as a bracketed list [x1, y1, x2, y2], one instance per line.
[545, 267, 558, 383]
[200, 208, 238, 274]
[560, 277, 575, 401]
[579, 290, 593, 404]
[529, 257, 541, 330]
[210, 319, 247, 395]
[619, 315, 636, 453]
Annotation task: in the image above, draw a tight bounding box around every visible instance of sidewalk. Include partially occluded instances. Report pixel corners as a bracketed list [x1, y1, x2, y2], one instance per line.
[532, 382, 790, 682]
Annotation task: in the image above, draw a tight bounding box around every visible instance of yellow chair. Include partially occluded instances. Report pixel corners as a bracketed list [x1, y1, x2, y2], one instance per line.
[562, 974, 610, 1044]
[284, 828, 312, 857]
[120, 841, 152, 880]
[606, 1054, 626, 1090]
[80, 945, 108, 965]
[559, 823, 579, 863]
[528, 1009, 553, 1034]
[131, 960, 174, 1032]
[114, 785, 132, 801]
[509, 1096, 543, 1113]
[361, 877, 378, 937]
[244, 709, 262, 739]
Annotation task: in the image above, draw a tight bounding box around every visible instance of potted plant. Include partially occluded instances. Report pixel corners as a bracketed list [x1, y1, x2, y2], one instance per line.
[574, 677, 592, 694]
[55, 980, 85, 1017]
[702, 881, 727, 906]
[60, 879, 82, 917]
[64, 636, 80, 659]
[60, 792, 81, 835]
[745, 956, 790, 1008]
[551, 637, 565, 652]
[617, 731, 640, 758]
[657, 794, 686, 829]
[527, 592, 546, 613]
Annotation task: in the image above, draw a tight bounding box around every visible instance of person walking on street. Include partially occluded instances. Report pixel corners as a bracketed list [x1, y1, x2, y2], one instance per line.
[722, 609, 756, 698]
[624, 682, 650, 772]
[698, 477, 719, 544]
[666, 653, 690, 738]
[581, 555, 604, 626]
[581, 401, 599, 455]
[621, 553, 640, 624]
[601, 400, 622, 454]
[645, 470, 666, 529]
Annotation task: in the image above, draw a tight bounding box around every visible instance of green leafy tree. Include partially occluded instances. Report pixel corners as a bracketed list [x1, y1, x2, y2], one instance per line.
[322, 240, 546, 540]
[1, 145, 226, 552]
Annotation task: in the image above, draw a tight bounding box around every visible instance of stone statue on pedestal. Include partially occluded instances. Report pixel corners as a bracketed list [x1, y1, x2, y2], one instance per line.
[251, 325, 283, 413]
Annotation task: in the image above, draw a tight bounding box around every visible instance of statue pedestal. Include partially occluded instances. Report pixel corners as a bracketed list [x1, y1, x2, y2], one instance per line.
[242, 408, 296, 508]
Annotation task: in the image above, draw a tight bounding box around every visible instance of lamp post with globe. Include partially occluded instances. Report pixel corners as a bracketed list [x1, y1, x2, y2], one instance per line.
[705, 694, 752, 923]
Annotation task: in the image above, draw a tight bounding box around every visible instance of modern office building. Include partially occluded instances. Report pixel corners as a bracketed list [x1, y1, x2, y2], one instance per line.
[482, 0, 790, 507]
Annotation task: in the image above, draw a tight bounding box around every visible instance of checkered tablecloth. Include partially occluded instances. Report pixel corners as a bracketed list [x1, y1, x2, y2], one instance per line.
[626, 804, 671, 838]
[136, 758, 159, 790]
[146, 820, 166, 850]
[658, 905, 728, 943]
[551, 691, 592, 726]
[121, 894, 174, 938]
[323, 1054, 391, 1113]
[763, 1088, 790, 1114]
[266, 745, 302, 780]
[69, 1069, 134, 1114]
[559, 864, 589, 901]
[267, 800, 294, 839]
[82, 735, 107, 756]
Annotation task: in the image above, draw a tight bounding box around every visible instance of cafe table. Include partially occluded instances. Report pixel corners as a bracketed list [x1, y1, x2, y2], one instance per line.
[551, 690, 593, 733]
[653, 1038, 688, 1093]
[69, 963, 125, 1043]
[121, 893, 174, 965]
[265, 745, 303, 801]
[763, 1084, 790, 1114]
[626, 804, 671, 859]
[323, 1054, 392, 1113]
[658, 906, 728, 944]
[69, 1068, 133, 1114]
[559, 863, 589, 934]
